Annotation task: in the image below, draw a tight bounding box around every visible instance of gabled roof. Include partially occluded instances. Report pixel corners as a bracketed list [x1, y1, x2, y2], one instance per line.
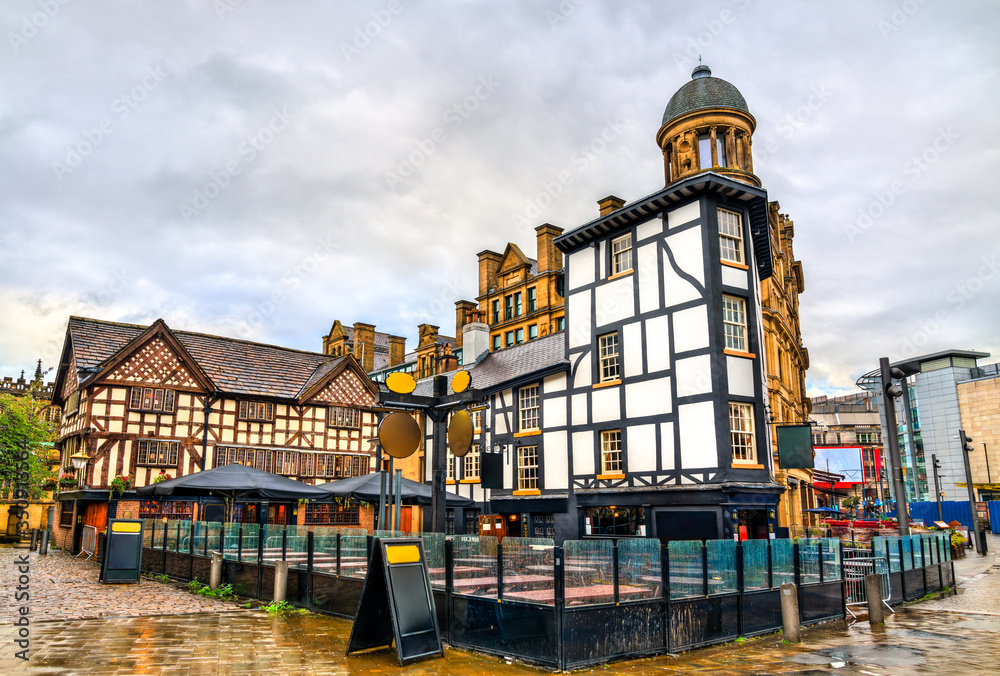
[58, 316, 370, 402]
[497, 242, 537, 276]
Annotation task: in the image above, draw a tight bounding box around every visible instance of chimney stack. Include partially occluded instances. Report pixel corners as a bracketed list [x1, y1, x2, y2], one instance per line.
[598, 195, 625, 217]
[535, 223, 564, 274]
[454, 300, 477, 348]
[462, 320, 490, 363]
[477, 250, 502, 296]
[388, 335, 406, 367]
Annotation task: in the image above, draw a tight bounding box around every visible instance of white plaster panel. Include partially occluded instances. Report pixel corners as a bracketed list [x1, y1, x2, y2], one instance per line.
[622, 322, 643, 378]
[645, 315, 671, 373]
[571, 393, 589, 425]
[567, 291, 592, 348]
[494, 411, 508, 435]
[636, 218, 662, 242]
[726, 355, 756, 397]
[672, 305, 710, 353]
[591, 387, 620, 423]
[678, 401, 717, 469]
[626, 424, 657, 472]
[573, 353, 592, 389]
[675, 355, 713, 397]
[637, 243, 659, 314]
[666, 224, 704, 286]
[594, 276, 634, 328]
[599, 240, 607, 279]
[572, 430, 595, 476]
[667, 201, 701, 229]
[721, 265, 748, 289]
[659, 422, 675, 470]
[543, 432, 569, 489]
[545, 373, 566, 392]
[543, 395, 567, 428]
[625, 376, 672, 418]
[662, 249, 703, 306]
[568, 248, 595, 290]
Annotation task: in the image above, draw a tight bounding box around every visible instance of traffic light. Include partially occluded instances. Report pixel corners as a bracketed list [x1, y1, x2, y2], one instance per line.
[960, 429, 974, 453]
[933, 456, 942, 471]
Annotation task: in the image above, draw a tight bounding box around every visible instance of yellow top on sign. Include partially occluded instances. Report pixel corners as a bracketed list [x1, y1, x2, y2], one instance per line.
[111, 522, 141, 533]
[451, 370, 471, 393]
[385, 544, 421, 564]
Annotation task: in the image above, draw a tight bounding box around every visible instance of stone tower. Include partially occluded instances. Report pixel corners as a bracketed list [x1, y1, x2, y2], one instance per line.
[656, 64, 759, 188]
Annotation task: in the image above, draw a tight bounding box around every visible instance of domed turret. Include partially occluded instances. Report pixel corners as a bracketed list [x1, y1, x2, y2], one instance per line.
[656, 65, 758, 187]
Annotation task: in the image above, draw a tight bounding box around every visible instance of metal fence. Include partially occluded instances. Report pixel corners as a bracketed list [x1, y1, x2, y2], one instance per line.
[140, 522, 954, 671]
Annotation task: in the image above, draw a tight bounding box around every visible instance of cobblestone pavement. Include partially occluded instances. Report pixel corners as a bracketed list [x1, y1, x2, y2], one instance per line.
[919, 533, 1000, 615]
[0, 547, 243, 622]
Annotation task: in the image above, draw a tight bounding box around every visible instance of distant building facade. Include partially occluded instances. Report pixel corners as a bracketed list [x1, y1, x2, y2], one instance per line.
[810, 392, 885, 511]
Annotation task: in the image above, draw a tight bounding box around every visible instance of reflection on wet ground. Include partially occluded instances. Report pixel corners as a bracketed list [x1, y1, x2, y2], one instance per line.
[2, 606, 999, 675]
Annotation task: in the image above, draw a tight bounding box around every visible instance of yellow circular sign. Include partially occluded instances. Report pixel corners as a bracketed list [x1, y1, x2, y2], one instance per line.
[385, 371, 417, 394]
[448, 410, 474, 457]
[378, 412, 422, 459]
[451, 370, 471, 393]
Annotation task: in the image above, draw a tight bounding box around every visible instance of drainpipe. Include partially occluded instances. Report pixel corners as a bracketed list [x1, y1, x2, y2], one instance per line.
[201, 392, 219, 472]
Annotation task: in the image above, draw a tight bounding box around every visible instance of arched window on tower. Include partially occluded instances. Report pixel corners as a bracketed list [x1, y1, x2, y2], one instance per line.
[698, 132, 712, 170]
[716, 130, 728, 167]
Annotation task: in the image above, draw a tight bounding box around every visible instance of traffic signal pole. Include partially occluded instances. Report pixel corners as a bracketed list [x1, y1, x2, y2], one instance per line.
[959, 428, 985, 555]
[880, 357, 910, 537]
[931, 454, 943, 523]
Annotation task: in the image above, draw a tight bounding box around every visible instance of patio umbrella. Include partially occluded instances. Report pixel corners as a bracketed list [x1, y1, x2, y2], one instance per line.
[803, 507, 850, 517]
[135, 463, 332, 501]
[315, 473, 475, 506]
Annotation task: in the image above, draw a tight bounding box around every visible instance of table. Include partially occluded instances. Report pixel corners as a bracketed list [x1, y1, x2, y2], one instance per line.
[451, 574, 551, 591]
[428, 566, 486, 576]
[503, 584, 653, 604]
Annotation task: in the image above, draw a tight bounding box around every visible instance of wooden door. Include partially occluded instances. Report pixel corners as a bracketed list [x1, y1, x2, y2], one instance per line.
[82, 502, 108, 531]
[399, 506, 412, 535]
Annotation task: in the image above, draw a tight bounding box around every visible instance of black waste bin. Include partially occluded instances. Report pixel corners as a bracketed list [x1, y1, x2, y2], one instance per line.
[977, 528, 989, 554]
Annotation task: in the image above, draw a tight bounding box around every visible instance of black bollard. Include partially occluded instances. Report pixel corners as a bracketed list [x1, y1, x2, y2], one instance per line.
[30, 528, 39, 551]
[40, 530, 50, 555]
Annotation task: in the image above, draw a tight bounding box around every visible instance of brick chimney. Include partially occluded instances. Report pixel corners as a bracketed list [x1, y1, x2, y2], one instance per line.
[477, 250, 502, 297]
[598, 195, 625, 216]
[454, 300, 477, 348]
[387, 335, 406, 368]
[437, 344, 459, 374]
[352, 322, 376, 372]
[535, 223, 564, 274]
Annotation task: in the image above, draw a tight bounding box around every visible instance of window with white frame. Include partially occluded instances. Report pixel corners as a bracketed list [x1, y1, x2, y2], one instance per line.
[129, 387, 175, 413]
[328, 406, 360, 428]
[611, 233, 633, 274]
[718, 208, 744, 264]
[519, 385, 539, 432]
[446, 450, 455, 481]
[722, 295, 748, 352]
[136, 440, 179, 467]
[598, 332, 620, 382]
[600, 430, 623, 474]
[472, 409, 483, 432]
[517, 445, 538, 490]
[729, 402, 756, 463]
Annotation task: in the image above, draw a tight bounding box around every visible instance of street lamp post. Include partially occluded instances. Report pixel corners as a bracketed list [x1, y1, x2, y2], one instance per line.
[880, 357, 910, 536]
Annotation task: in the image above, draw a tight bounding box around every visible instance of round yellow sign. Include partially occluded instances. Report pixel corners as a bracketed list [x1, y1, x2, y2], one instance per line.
[378, 412, 422, 459]
[451, 370, 471, 393]
[448, 410, 474, 457]
[385, 371, 417, 394]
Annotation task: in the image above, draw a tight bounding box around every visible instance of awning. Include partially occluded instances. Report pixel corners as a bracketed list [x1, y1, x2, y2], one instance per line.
[135, 464, 331, 501]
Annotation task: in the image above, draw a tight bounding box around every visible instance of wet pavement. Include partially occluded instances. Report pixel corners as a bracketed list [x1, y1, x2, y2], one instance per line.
[2, 538, 998, 674]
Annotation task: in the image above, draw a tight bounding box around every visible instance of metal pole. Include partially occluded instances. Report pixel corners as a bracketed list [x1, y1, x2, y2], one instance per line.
[377, 469, 386, 531]
[984, 443, 992, 484]
[386, 457, 394, 531]
[431, 375, 449, 533]
[932, 454, 943, 523]
[394, 469, 402, 534]
[960, 428, 984, 555]
[899, 377, 921, 500]
[880, 358, 910, 536]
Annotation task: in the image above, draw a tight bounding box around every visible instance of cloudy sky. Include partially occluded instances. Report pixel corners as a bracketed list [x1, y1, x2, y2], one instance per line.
[1, 0, 998, 396]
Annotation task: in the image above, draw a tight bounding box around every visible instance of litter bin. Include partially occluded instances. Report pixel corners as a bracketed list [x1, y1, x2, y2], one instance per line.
[977, 528, 989, 554]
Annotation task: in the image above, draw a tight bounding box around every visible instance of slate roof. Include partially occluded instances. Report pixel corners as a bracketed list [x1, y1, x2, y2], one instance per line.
[64, 316, 346, 400]
[662, 65, 750, 126]
[410, 332, 568, 397]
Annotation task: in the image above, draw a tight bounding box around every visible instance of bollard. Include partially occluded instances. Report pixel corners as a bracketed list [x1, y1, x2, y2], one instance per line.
[30, 528, 39, 551]
[274, 561, 289, 604]
[779, 582, 801, 643]
[210, 551, 223, 591]
[39, 530, 49, 556]
[865, 574, 885, 625]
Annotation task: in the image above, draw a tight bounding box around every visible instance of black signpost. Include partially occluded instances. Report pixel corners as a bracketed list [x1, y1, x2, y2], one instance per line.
[99, 519, 144, 584]
[346, 537, 443, 666]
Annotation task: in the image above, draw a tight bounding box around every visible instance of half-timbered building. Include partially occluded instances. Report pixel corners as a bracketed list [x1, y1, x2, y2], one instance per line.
[50, 316, 379, 551]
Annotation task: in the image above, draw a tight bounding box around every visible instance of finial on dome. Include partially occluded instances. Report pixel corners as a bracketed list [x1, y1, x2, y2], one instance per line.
[692, 63, 712, 79]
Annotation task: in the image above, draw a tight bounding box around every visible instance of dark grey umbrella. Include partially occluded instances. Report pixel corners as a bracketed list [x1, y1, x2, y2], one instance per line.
[135, 463, 331, 501]
[315, 473, 475, 506]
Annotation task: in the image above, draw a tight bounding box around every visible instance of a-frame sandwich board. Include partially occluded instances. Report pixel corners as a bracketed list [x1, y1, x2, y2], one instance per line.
[346, 537, 443, 666]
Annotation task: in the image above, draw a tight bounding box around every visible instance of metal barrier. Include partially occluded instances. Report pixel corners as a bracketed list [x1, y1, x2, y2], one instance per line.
[79, 525, 98, 561]
[844, 556, 893, 617]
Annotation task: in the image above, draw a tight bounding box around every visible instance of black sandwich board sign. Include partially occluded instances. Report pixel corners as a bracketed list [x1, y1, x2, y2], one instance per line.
[99, 519, 144, 583]
[346, 537, 443, 666]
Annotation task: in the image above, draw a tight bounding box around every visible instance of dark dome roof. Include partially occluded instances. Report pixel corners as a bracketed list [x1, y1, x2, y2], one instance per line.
[662, 65, 749, 126]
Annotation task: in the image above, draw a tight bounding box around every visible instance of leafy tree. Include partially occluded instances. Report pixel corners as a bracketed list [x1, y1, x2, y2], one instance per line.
[842, 495, 862, 513]
[0, 392, 58, 500]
